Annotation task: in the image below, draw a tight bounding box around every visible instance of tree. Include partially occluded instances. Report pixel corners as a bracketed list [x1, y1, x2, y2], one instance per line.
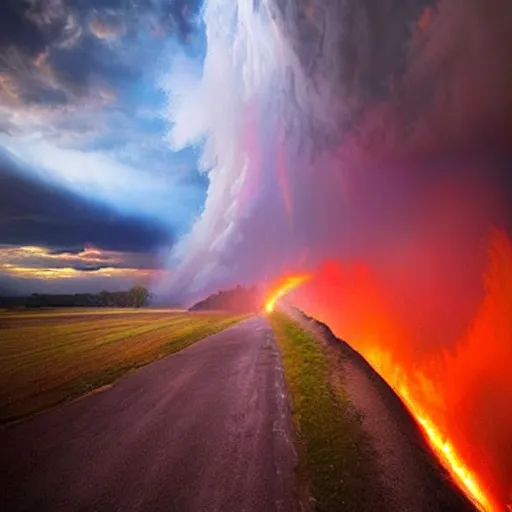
[128, 286, 150, 308]
[99, 290, 112, 307]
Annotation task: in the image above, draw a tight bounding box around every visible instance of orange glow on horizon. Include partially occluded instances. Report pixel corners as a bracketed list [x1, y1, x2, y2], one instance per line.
[0, 245, 166, 281]
[264, 274, 311, 313]
[0, 263, 158, 280]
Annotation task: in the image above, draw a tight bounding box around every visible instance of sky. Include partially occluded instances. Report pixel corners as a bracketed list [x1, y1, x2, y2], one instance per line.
[1, 0, 511, 303]
[0, 0, 207, 295]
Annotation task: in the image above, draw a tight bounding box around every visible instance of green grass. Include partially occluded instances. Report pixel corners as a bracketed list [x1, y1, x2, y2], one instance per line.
[0, 309, 247, 422]
[269, 312, 379, 512]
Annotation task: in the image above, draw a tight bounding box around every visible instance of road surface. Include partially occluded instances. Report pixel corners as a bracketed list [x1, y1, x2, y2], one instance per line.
[0, 317, 298, 512]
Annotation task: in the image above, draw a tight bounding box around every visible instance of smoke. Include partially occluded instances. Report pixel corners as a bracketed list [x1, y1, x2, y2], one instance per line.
[161, 0, 512, 508]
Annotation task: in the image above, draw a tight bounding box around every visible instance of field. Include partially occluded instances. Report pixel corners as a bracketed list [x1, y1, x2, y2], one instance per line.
[0, 308, 247, 423]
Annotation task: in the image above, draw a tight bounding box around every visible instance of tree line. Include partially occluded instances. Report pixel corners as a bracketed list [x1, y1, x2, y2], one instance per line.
[0, 286, 151, 309]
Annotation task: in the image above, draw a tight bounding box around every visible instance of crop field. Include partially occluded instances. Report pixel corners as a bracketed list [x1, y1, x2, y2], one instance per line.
[0, 309, 247, 422]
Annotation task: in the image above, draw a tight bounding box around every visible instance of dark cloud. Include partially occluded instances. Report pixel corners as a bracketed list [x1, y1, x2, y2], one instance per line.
[75, 264, 103, 271]
[273, 0, 434, 101]
[329, 0, 512, 170]
[0, 0, 202, 134]
[0, 1, 48, 56]
[47, 37, 137, 97]
[0, 158, 173, 253]
[268, 0, 512, 168]
[0, 0, 200, 56]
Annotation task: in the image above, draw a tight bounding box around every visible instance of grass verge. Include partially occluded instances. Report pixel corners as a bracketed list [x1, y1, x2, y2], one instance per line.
[269, 311, 380, 512]
[0, 309, 247, 422]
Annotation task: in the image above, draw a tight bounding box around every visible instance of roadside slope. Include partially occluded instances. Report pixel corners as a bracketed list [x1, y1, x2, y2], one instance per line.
[271, 309, 477, 512]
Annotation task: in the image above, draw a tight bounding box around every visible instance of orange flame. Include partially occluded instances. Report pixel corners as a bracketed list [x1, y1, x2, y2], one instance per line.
[365, 349, 499, 512]
[264, 274, 311, 313]
[291, 231, 512, 512]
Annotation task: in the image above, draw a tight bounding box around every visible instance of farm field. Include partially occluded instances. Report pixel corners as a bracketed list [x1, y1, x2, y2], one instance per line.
[0, 308, 247, 422]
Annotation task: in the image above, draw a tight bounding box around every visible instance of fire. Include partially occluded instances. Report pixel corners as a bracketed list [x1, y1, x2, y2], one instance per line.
[291, 230, 512, 512]
[366, 349, 498, 512]
[413, 407, 495, 512]
[264, 274, 310, 313]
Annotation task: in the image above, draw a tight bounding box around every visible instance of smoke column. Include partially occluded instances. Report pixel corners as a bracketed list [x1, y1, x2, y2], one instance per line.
[162, 0, 512, 509]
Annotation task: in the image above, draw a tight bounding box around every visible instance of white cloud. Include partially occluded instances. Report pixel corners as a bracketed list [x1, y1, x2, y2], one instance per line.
[158, 0, 286, 296]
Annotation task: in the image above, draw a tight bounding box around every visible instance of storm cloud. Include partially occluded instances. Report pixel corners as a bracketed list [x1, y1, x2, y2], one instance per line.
[0, 158, 172, 252]
[165, 0, 512, 298]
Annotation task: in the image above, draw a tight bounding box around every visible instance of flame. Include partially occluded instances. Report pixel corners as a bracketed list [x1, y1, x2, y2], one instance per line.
[291, 230, 512, 512]
[264, 274, 310, 313]
[365, 349, 498, 512]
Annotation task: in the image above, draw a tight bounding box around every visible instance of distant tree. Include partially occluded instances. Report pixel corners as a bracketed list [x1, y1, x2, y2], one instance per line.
[129, 286, 150, 308]
[99, 290, 111, 307]
[7, 287, 152, 309]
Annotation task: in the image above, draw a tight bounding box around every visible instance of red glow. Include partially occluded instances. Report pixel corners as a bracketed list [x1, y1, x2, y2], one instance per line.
[292, 230, 512, 512]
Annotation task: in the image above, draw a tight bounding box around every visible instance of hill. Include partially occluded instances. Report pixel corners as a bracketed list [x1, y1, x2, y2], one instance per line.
[189, 285, 260, 313]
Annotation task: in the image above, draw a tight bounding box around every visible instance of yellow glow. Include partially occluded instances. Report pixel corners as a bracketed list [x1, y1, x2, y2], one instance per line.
[0, 245, 150, 281]
[264, 274, 311, 313]
[0, 245, 123, 265]
[0, 263, 157, 280]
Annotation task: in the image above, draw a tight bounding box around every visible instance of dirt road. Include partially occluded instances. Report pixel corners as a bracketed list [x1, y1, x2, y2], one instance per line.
[0, 317, 298, 512]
